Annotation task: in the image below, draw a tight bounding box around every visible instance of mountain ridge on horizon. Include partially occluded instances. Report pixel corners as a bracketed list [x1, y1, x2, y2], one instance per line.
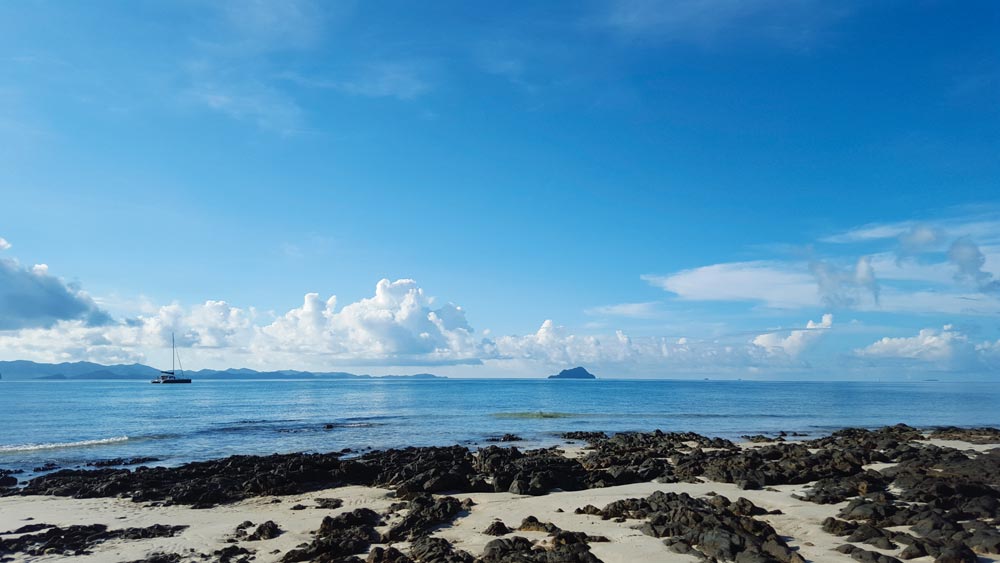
[0, 360, 445, 381]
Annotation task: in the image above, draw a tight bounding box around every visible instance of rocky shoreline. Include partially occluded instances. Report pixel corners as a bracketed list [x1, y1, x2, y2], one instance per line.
[1, 425, 998, 563]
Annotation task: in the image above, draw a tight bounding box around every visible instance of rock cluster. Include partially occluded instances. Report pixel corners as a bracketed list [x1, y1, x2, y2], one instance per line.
[582, 491, 801, 563]
[0, 523, 186, 557]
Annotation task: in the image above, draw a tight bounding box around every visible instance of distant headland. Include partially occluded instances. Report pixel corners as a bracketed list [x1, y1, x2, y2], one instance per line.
[0, 360, 445, 381]
[547, 366, 597, 379]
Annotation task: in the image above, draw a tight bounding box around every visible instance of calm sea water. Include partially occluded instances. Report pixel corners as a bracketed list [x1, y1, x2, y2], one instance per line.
[1, 379, 998, 475]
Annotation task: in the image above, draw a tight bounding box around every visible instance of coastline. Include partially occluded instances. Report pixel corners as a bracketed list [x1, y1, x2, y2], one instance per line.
[2, 427, 999, 563]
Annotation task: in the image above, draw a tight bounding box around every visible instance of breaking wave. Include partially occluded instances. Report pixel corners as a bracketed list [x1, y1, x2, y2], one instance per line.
[0, 436, 130, 453]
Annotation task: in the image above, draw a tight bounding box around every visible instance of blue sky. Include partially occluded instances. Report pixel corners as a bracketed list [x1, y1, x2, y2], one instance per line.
[1, 0, 998, 377]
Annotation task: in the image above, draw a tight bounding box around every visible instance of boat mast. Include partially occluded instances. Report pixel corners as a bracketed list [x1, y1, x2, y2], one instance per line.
[172, 333, 175, 374]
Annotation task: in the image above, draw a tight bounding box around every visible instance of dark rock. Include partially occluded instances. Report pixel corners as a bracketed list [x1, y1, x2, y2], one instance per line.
[247, 520, 281, 541]
[367, 546, 414, 563]
[120, 552, 184, 563]
[518, 516, 561, 534]
[481, 535, 602, 562]
[315, 497, 344, 509]
[486, 434, 523, 443]
[214, 545, 253, 563]
[933, 546, 978, 563]
[929, 427, 1000, 444]
[4, 523, 53, 534]
[560, 432, 607, 442]
[87, 457, 160, 468]
[595, 490, 796, 562]
[483, 520, 512, 536]
[409, 536, 476, 562]
[381, 494, 464, 542]
[282, 509, 381, 562]
[0, 523, 186, 557]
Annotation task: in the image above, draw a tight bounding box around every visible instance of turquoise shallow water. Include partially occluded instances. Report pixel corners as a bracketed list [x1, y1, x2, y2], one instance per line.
[1, 379, 998, 474]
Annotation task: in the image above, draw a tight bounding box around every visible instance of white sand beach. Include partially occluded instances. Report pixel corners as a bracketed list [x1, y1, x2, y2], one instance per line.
[2, 437, 996, 563]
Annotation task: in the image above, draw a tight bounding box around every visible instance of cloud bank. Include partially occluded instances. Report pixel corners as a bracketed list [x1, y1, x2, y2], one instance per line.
[0, 255, 111, 330]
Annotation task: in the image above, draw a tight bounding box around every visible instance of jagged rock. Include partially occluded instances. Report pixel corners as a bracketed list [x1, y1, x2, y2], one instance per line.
[282, 509, 381, 562]
[0, 523, 187, 557]
[367, 546, 414, 563]
[408, 536, 476, 563]
[483, 520, 512, 536]
[382, 495, 464, 542]
[247, 520, 281, 541]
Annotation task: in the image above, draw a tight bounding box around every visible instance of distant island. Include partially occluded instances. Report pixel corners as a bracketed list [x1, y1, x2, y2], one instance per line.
[0, 360, 445, 381]
[548, 366, 597, 379]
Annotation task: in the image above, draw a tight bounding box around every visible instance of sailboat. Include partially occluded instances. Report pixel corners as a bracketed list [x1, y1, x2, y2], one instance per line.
[151, 333, 192, 384]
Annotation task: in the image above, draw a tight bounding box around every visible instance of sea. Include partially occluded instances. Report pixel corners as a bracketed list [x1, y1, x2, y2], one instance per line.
[1, 379, 998, 476]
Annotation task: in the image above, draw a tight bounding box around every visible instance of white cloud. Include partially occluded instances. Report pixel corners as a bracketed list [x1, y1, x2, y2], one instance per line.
[857, 325, 963, 363]
[948, 237, 1000, 293]
[852, 324, 1000, 371]
[645, 211, 1000, 316]
[493, 315, 830, 371]
[823, 214, 1000, 247]
[809, 256, 879, 308]
[854, 324, 1000, 372]
[0, 257, 111, 330]
[643, 262, 819, 308]
[585, 301, 662, 318]
[752, 313, 832, 357]
[0, 237, 10, 250]
[254, 279, 483, 362]
[821, 222, 913, 244]
[899, 224, 944, 255]
[0, 299, 253, 365]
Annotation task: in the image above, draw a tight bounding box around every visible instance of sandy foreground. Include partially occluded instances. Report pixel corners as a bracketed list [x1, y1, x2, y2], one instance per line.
[0, 439, 996, 563]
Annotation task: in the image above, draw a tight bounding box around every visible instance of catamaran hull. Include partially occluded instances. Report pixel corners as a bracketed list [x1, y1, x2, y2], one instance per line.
[151, 379, 192, 384]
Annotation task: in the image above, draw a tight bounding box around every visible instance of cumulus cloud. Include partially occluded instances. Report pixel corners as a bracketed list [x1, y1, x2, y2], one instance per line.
[0, 257, 111, 330]
[853, 324, 1000, 372]
[493, 315, 831, 371]
[0, 237, 10, 250]
[948, 238, 1000, 293]
[255, 279, 484, 362]
[0, 299, 254, 364]
[752, 314, 832, 357]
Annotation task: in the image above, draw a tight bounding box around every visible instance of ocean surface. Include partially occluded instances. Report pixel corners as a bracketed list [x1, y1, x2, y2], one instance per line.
[1, 379, 998, 475]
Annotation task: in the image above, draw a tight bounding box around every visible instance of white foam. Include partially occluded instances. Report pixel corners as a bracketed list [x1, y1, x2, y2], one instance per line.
[0, 436, 129, 452]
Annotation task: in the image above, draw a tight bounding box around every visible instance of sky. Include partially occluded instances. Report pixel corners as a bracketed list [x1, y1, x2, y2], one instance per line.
[0, 0, 998, 378]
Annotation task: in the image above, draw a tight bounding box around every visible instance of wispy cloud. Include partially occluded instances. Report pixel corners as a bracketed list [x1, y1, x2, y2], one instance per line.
[585, 301, 662, 318]
[184, 79, 304, 135]
[642, 262, 818, 309]
[644, 211, 1000, 316]
[279, 61, 433, 100]
[598, 0, 852, 48]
